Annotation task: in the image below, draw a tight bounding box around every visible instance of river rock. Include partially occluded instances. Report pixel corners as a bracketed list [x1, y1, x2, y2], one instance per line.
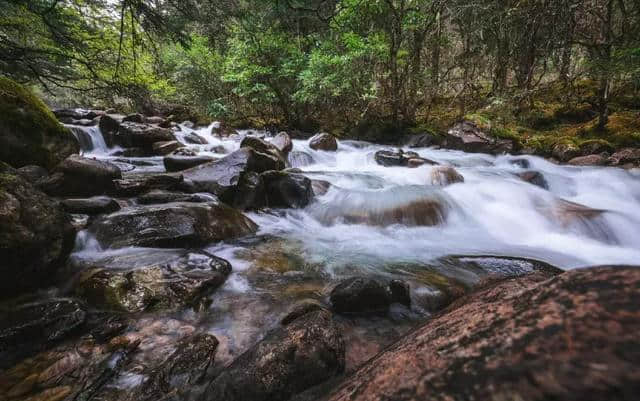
[152, 140, 183, 155]
[73, 250, 232, 312]
[16, 165, 49, 183]
[114, 122, 175, 151]
[38, 155, 122, 196]
[444, 120, 514, 154]
[145, 116, 166, 125]
[345, 199, 447, 227]
[552, 142, 580, 162]
[181, 148, 283, 197]
[0, 299, 86, 369]
[183, 132, 208, 144]
[226, 171, 266, 210]
[164, 155, 216, 172]
[135, 333, 218, 400]
[89, 201, 257, 248]
[608, 147, 640, 166]
[272, 131, 293, 154]
[430, 166, 464, 186]
[203, 309, 344, 401]
[311, 179, 331, 196]
[0, 77, 79, 170]
[262, 171, 314, 208]
[388, 279, 411, 307]
[98, 114, 121, 146]
[330, 277, 392, 314]
[280, 299, 327, 326]
[568, 154, 607, 166]
[405, 132, 442, 148]
[517, 170, 549, 189]
[61, 196, 121, 215]
[137, 190, 215, 205]
[122, 113, 145, 123]
[309, 133, 338, 151]
[327, 266, 640, 401]
[0, 163, 76, 298]
[241, 136, 286, 168]
[288, 151, 315, 167]
[375, 150, 438, 168]
[112, 173, 184, 197]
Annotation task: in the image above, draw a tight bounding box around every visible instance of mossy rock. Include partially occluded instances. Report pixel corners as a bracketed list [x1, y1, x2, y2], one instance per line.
[0, 77, 78, 170]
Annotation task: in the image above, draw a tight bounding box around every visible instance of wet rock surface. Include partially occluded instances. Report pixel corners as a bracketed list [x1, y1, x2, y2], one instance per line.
[0, 299, 86, 369]
[38, 155, 122, 196]
[330, 277, 393, 314]
[0, 163, 76, 298]
[374, 149, 438, 168]
[327, 266, 640, 401]
[430, 166, 464, 186]
[61, 196, 121, 215]
[72, 250, 232, 312]
[89, 201, 258, 248]
[262, 171, 315, 209]
[309, 133, 338, 151]
[203, 309, 345, 401]
[444, 120, 515, 154]
[112, 173, 185, 197]
[164, 154, 216, 172]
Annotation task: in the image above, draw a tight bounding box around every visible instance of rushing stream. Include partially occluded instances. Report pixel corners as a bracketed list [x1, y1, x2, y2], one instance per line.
[55, 122, 640, 393]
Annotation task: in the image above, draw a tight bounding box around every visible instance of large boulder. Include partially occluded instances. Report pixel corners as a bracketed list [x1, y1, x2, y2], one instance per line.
[89, 201, 257, 248]
[203, 309, 345, 401]
[38, 155, 122, 196]
[444, 120, 514, 154]
[568, 154, 607, 166]
[327, 267, 640, 401]
[72, 250, 232, 312]
[0, 299, 86, 369]
[0, 77, 79, 169]
[375, 150, 438, 168]
[181, 148, 283, 197]
[112, 173, 184, 197]
[309, 133, 338, 151]
[113, 122, 175, 151]
[98, 114, 121, 147]
[262, 171, 314, 209]
[0, 163, 76, 298]
[240, 136, 287, 168]
[608, 148, 640, 167]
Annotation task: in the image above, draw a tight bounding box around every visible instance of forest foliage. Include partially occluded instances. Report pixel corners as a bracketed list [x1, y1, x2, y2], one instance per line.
[1, 0, 639, 140]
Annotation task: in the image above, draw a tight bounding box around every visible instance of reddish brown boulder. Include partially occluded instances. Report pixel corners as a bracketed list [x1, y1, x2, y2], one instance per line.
[568, 154, 607, 166]
[327, 266, 640, 401]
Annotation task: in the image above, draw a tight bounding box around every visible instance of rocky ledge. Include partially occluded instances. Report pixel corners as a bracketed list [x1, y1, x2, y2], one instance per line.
[326, 266, 640, 401]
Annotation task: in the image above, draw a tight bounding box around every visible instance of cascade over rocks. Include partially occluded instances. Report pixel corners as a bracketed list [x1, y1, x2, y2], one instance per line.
[444, 120, 514, 154]
[326, 267, 640, 401]
[38, 155, 122, 197]
[89, 201, 258, 248]
[288, 151, 315, 167]
[0, 77, 79, 170]
[309, 133, 338, 151]
[0, 163, 76, 298]
[203, 309, 345, 401]
[72, 250, 232, 312]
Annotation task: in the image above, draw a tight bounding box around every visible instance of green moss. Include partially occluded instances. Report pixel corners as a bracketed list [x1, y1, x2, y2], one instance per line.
[0, 76, 78, 169]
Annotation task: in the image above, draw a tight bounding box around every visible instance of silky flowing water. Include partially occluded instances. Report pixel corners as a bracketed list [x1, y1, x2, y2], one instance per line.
[23, 122, 640, 394]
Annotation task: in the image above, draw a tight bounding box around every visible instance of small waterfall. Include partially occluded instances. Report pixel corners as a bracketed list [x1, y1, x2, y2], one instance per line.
[67, 125, 110, 155]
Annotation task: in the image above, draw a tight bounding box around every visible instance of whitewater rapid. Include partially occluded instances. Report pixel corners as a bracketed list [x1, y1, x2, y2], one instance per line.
[69, 123, 640, 271]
